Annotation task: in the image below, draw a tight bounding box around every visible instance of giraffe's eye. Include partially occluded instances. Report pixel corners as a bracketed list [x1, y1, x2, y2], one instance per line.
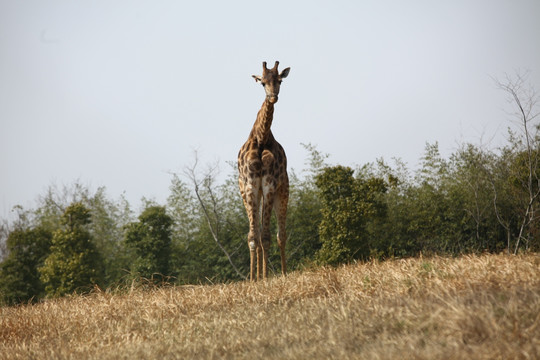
[260, 82, 266, 86]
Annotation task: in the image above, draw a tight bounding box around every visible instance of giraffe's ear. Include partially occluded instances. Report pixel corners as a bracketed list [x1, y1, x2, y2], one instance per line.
[279, 67, 290, 79]
[252, 75, 262, 83]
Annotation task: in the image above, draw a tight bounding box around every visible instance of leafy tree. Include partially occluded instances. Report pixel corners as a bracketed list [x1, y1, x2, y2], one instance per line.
[86, 189, 133, 285]
[29, 182, 133, 286]
[39, 202, 103, 297]
[185, 156, 247, 280]
[315, 165, 387, 265]
[285, 144, 327, 268]
[377, 144, 476, 256]
[124, 206, 173, 282]
[286, 171, 322, 268]
[172, 154, 250, 283]
[406, 143, 458, 253]
[167, 174, 200, 283]
[493, 71, 540, 252]
[0, 227, 52, 305]
[447, 144, 504, 252]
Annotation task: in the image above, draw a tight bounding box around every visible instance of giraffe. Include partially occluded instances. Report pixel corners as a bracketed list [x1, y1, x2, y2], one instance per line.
[238, 61, 290, 281]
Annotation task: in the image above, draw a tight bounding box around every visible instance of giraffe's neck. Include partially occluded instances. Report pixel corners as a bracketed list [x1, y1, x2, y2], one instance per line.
[252, 98, 275, 145]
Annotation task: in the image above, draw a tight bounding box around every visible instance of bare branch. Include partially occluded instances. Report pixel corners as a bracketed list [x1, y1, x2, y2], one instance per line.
[183, 151, 246, 280]
[493, 70, 540, 252]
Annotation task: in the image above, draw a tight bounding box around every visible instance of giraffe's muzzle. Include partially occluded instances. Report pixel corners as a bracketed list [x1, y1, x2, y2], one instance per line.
[267, 95, 278, 103]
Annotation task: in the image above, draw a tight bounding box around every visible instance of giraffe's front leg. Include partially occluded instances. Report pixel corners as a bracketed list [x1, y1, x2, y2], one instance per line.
[243, 176, 261, 282]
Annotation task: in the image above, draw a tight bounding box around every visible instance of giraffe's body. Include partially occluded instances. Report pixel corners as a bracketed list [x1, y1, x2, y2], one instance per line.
[238, 61, 290, 281]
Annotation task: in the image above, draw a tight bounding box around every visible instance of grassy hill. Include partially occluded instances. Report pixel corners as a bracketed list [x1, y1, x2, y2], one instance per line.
[1, 253, 539, 359]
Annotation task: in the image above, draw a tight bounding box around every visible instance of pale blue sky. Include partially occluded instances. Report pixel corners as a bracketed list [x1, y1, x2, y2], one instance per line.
[1, 0, 540, 218]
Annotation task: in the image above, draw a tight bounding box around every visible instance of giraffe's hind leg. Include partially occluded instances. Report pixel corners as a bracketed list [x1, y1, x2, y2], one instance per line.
[260, 180, 276, 280]
[274, 183, 288, 275]
[259, 149, 277, 280]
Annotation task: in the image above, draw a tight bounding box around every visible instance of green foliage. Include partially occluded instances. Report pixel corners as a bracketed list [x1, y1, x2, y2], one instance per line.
[39, 203, 104, 297]
[0, 227, 52, 305]
[286, 171, 323, 268]
[28, 183, 134, 286]
[124, 206, 173, 282]
[448, 144, 502, 252]
[315, 165, 387, 265]
[86, 189, 133, 286]
[490, 147, 540, 252]
[374, 143, 500, 258]
[180, 165, 250, 283]
[3, 98, 540, 297]
[280, 144, 328, 269]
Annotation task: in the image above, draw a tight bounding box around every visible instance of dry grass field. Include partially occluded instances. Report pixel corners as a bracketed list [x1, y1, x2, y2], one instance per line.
[1, 253, 539, 359]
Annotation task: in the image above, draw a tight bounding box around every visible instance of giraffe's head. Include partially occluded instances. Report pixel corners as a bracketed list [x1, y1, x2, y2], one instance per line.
[252, 61, 290, 104]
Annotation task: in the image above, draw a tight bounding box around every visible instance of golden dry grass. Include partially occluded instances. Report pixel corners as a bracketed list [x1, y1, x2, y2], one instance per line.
[1, 253, 539, 359]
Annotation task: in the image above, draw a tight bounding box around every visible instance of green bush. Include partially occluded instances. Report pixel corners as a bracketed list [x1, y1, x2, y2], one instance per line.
[39, 203, 103, 297]
[0, 227, 52, 305]
[124, 206, 173, 282]
[315, 165, 387, 265]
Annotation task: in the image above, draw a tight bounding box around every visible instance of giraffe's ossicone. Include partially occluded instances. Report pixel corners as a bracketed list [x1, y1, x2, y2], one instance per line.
[238, 61, 290, 281]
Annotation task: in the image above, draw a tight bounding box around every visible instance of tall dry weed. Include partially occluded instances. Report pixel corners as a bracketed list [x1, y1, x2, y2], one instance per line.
[1, 253, 539, 359]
